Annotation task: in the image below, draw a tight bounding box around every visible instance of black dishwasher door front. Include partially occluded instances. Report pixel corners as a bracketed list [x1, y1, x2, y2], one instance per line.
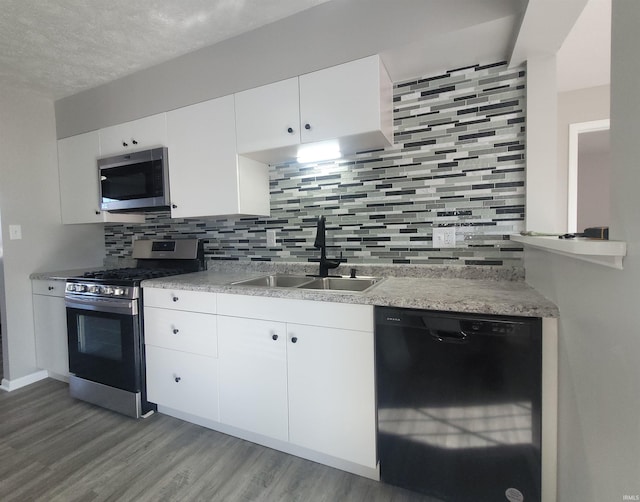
[375, 307, 542, 502]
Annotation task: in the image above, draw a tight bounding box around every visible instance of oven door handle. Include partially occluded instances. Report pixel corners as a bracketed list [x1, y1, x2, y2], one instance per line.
[65, 296, 138, 316]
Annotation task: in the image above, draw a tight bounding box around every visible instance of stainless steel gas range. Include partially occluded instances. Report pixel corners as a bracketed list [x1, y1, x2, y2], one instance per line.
[64, 239, 204, 418]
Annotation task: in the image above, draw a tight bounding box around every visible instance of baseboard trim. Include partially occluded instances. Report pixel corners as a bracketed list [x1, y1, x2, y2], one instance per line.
[0, 370, 49, 392]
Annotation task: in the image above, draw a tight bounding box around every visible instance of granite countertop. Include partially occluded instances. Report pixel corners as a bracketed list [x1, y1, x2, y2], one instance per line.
[30, 263, 558, 317]
[30, 267, 104, 281]
[141, 269, 559, 318]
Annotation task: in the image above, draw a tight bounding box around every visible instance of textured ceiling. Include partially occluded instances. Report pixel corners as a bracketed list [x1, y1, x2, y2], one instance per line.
[0, 0, 609, 101]
[0, 0, 331, 98]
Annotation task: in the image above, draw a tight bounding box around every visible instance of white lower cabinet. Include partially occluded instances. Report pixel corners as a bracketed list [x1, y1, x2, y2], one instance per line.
[286, 323, 376, 467]
[216, 294, 376, 470]
[143, 287, 219, 421]
[32, 280, 69, 379]
[145, 345, 219, 421]
[143, 288, 376, 476]
[218, 316, 288, 441]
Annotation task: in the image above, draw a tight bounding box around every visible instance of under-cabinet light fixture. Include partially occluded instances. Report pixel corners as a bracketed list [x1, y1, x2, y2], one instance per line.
[296, 140, 342, 164]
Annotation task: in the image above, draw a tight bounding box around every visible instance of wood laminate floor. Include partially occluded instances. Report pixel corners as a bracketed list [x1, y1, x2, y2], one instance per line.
[0, 379, 436, 502]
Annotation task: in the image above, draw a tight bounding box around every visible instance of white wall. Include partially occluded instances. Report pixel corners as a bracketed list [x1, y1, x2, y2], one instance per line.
[577, 149, 610, 230]
[557, 85, 610, 232]
[0, 88, 105, 383]
[525, 1, 640, 500]
[526, 56, 561, 233]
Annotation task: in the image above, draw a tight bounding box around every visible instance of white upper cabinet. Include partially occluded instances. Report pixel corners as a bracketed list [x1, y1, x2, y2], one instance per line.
[234, 55, 393, 164]
[58, 131, 143, 224]
[299, 55, 392, 149]
[167, 95, 270, 218]
[235, 77, 301, 154]
[99, 113, 167, 156]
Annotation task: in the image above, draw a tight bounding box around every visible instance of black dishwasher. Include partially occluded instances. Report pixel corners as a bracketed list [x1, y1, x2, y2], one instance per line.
[375, 307, 542, 502]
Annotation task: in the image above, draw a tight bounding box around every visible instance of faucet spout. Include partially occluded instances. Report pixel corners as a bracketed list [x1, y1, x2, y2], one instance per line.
[314, 216, 326, 249]
[313, 216, 343, 277]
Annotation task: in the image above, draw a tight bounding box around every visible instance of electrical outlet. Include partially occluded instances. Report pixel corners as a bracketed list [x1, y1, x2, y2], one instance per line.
[9, 224, 22, 240]
[432, 227, 456, 248]
[266, 229, 277, 247]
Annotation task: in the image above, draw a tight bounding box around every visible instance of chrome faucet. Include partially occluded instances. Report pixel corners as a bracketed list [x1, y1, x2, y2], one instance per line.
[314, 216, 343, 277]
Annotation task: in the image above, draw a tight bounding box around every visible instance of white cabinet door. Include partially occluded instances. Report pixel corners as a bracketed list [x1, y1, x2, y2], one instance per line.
[99, 113, 167, 156]
[235, 77, 300, 154]
[218, 316, 288, 441]
[57, 131, 103, 224]
[146, 345, 219, 421]
[286, 323, 377, 468]
[32, 286, 69, 378]
[300, 55, 391, 146]
[167, 95, 270, 218]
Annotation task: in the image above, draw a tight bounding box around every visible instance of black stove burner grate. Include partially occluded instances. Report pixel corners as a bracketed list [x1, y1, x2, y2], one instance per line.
[83, 267, 187, 281]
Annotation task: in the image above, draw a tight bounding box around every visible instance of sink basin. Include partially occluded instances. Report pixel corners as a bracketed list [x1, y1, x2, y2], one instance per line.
[299, 277, 382, 292]
[231, 274, 315, 288]
[230, 274, 383, 293]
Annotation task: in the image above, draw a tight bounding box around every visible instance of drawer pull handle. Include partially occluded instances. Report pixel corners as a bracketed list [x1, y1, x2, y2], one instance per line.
[291, 336, 298, 344]
[272, 334, 278, 341]
[173, 328, 179, 334]
[172, 296, 179, 302]
[174, 376, 181, 383]
[48, 286, 55, 291]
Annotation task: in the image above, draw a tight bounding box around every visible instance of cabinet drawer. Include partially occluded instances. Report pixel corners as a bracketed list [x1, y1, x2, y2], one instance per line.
[217, 293, 373, 331]
[144, 307, 217, 357]
[32, 280, 66, 297]
[146, 345, 219, 421]
[143, 287, 216, 313]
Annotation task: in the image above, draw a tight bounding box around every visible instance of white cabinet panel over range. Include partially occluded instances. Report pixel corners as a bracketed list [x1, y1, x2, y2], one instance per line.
[98, 113, 167, 156]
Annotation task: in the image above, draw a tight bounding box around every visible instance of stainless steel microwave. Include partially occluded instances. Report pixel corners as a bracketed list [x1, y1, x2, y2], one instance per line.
[98, 147, 170, 212]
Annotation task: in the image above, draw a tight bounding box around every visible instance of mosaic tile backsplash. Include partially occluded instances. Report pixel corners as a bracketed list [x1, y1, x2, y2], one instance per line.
[105, 61, 526, 267]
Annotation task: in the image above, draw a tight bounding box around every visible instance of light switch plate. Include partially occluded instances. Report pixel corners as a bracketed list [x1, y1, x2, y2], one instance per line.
[266, 229, 277, 247]
[9, 224, 22, 240]
[432, 227, 455, 248]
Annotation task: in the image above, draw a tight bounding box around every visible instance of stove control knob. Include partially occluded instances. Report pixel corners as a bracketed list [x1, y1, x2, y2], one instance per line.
[74, 284, 87, 293]
[103, 287, 114, 295]
[66, 284, 74, 292]
[88, 285, 100, 294]
[113, 287, 125, 296]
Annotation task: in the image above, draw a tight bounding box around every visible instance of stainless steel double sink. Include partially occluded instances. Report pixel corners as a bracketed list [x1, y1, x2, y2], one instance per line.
[230, 274, 383, 293]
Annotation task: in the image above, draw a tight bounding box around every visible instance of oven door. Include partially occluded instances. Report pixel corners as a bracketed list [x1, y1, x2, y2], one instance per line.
[66, 295, 141, 393]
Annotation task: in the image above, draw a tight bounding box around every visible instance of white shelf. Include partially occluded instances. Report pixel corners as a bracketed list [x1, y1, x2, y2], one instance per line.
[511, 235, 627, 270]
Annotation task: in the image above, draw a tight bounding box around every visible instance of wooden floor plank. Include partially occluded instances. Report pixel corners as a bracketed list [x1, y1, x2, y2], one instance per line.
[1, 379, 435, 501]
